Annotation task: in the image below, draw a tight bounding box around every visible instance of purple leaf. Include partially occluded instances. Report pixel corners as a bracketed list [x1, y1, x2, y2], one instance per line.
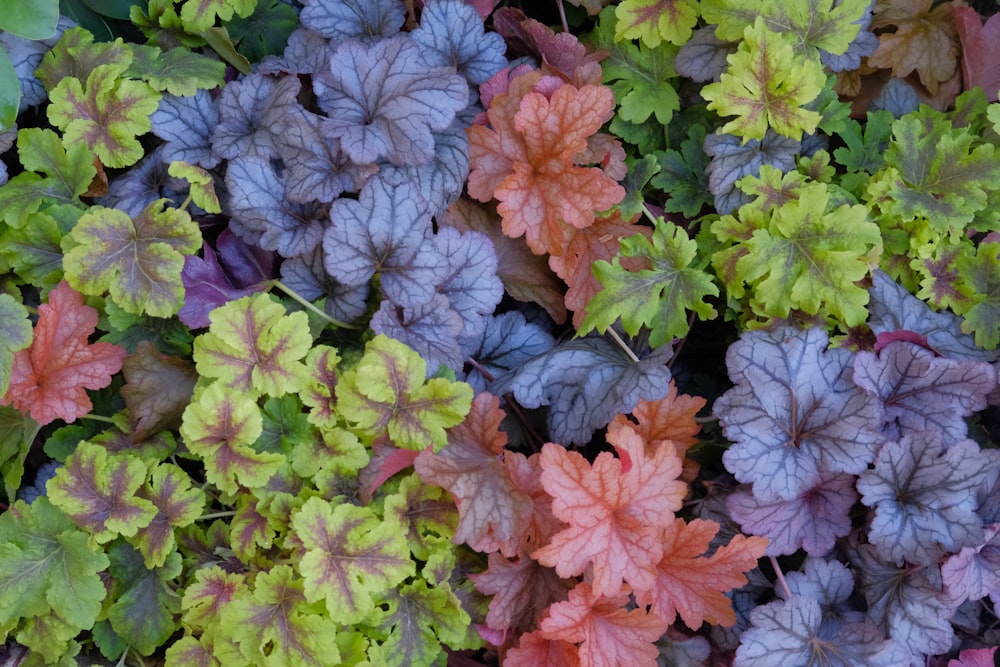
[433, 227, 503, 344]
[853, 340, 996, 441]
[258, 27, 333, 76]
[714, 326, 884, 502]
[704, 129, 800, 214]
[942, 523, 1000, 606]
[377, 121, 469, 215]
[280, 114, 377, 204]
[210, 73, 303, 161]
[462, 310, 555, 391]
[489, 335, 673, 446]
[224, 156, 327, 257]
[734, 597, 910, 667]
[857, 431, 989, 564]
[215, 229, 278, 290]
[149, 90, 220, 169]
[674, 26, 735, 83]
[299, 0, 404, 44]
[323, 175, 447, 308]
[819, 3, 878, 72]
[279, 247, 369, 324]
[99, 146, 188, 217]
[779, 557, 864, 637]
[179, 241, 266, 329]
[411, 0, 507, 87]
[314, 35, 468, 166]
[370, 294, 465, 374]
[726, 473, 858, 557]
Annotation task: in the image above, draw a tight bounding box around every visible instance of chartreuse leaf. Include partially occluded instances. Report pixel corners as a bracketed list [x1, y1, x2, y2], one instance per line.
[581, 218, 719, 348]
[614, 0, 701, 47]
[106, 542, 182, 656]
[62, 200, 202, 317]
[0, 205, 82, 289]
[48, 63, 161, 168]
[179, 382, 283, 495]
[168, 161, 221, 213]
[0, 128, 96, 228]
[0, 497, 109, 645]
[192, 293, 311, 397]
[46, 441, 157, 544]
[0, 294, 32, 398]
[701, 18, 825, 141]
[293, 497, 414, 625]
[35, 27, 131, 91]
[336, 336, 473, 451]
[215, 564, 339, 667]
[130, 462, 205, 568]
[179, 0, 256, 32]
[126, 44, 225, 96]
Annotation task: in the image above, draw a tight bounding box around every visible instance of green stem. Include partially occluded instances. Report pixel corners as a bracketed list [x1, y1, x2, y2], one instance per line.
[79, 413, 115, 424]
[266, 279, 362, 330]
[641, 202, 660, 226]
[196, 510, 237, 521]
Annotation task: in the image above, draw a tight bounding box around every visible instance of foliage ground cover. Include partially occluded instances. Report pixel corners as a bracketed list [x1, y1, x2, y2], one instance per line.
[2, 0, 1000, 665]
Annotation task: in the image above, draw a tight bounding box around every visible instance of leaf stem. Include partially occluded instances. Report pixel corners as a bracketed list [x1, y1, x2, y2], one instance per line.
[196, 510, 237, 521]
[770, 555, 793, 599]
[641, 202, 660, 226]
[266, 279, 362, 330]
[80, 413, 115, 424]
[606, 327, 640, 363]
[555, 0, 569, 32]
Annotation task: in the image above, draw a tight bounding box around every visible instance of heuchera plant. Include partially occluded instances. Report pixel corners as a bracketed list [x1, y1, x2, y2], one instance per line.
[1, 0, 1000, 665]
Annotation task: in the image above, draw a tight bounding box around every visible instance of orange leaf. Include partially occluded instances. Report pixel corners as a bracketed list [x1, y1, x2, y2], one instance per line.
[505, 629, 580, 667]
[531, 421, 685, 597]
[869, 0, 961, 94]
[1, 281, 126, 425]
[633, 518, 768, 629]
[630, 380, 706, 452]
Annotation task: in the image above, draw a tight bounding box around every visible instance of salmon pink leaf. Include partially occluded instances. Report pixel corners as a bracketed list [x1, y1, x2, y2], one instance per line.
[315, 35, 468, 166]
[950, 647, 999, 667]
[292, 497, 414, 624]
[46, 441, 157, 543]
[411, 0, 507, 87]
[539, 582, 667, 667]
[714, 325, 884, 501]
[192, 293, 311, 397]
[532, 421, 685, 597]
[299, 0, 404, 43]
[952, 6, 1000, 102]
[1, 281, 127, 426]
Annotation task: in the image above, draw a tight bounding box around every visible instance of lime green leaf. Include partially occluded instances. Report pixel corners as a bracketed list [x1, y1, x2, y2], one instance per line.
[0, 406, 35, 501]
[701, 18, 825, 141]
[0, 0, 59, 39]
[293, 497, 414, 624]
[192, 293, 311, 397]
[0, 206, 82, 289]
[727, 181, 881, 325]
[63, 200, 201, 317]
[106, 542, 182, 656]
[164, 634, 218, 667]
[0, 497, 109, 633]
[336, 335, 473, 451]
[0, 129, 96, 228]
[46, 441, 157, 543]
[0, 294, 32, 398]
[582, 219, 719, 348]
[16, 612, 79, 664]
[35, 27, 131, 92]
[0, 48, 18, 132]
[168, 161, 222, 213]
[382, 473, 457, 562]
[956, 243, 1000, 350]
[180, 564, 248, 635]
[300, 345, 341, 429]
[230, 495, 273, 560]
[126, 44, 226, 96]
[217, 564, 340, 667]
[179, 382, 283, 495]
[179, 0, 256, 32]
[590, 7, 681, 125]
[131, 462, 205, 568]
[48, 64, 161, 168]
[614, 0, 701, 48]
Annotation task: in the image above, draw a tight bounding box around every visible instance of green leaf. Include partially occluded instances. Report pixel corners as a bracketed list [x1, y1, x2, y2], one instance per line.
[590, 6, 681, 125]
[130, 462, 205, 568]
[0, 206, 82, 289]
[107, 542, 182, 656]
[300, 345, 342, 430]
[46, 441, 158, 543]
[0, 497, 109, 634]
[0, 407, 36, 501]
[956, 243, 1000, 350]
[216, 564, 340, 667]
[382, 473, 457, 562]
[48, 64, 161, 168]
[0, 0, 59, 39]
[192, 293, 312, 397]
[651, 123, 712, 216]
[0, 48, 18, 133]
[701, 18, 825, 141]
[293, 497, 414, 624]
[179, 0, 256, 32]
[0, 129, 96, 228]
[35, 27, 131, 92]
[336, 335, 473, 451]
[168, 161, 222, 213]
[180, 564, 248, 635]
[79, 0, 144, 20]
[832, 111, 894, 174]
[613, 0, 701, 47]
[581, 219, 719, 347]
[227, 0, 297, 62]
[58, 0, 115, 41]
[0, 295, 32, 399]
[180, 382, 283, 495]
[126, 44, 226, 96]
[62, 200, 201, 317]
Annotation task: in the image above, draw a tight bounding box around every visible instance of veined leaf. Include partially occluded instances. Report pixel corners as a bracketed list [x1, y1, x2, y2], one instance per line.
[106, 542, 182, 656]
[126, 44, 225, 96]
[131, 462, 205, 568]
[178, 0, 255, 32]
[613, 0, 701, 48]
[0, 294, 32, 398]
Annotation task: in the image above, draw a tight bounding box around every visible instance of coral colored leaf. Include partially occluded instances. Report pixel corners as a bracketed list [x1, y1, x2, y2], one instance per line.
[121, 341, 198, 442]
[634, 518, 767, 629]
[415, 392, 534, 556]
[505, 630, 580, 667]
[532, 421, 685, 597]
[131, 463, 205, 568]
[539, 582, 666, 667]
[63, 200, 202, 318]
[949, 647, 999, 667]
[336, 335, 473, 450]
[471, 552, 574, 635]
[952, 6, 1000, 101]
[701, 19, 824, 141]
[193, 293, 311, 397]
[47, 441, 157, 543]
[179, 382, 283, 495]
[1, 281, 126, 426]
[292, 497, 414, 624]
[467, 82, 625, 255]
[630, 381, 706, 452]
[868, 0, 960, 94]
